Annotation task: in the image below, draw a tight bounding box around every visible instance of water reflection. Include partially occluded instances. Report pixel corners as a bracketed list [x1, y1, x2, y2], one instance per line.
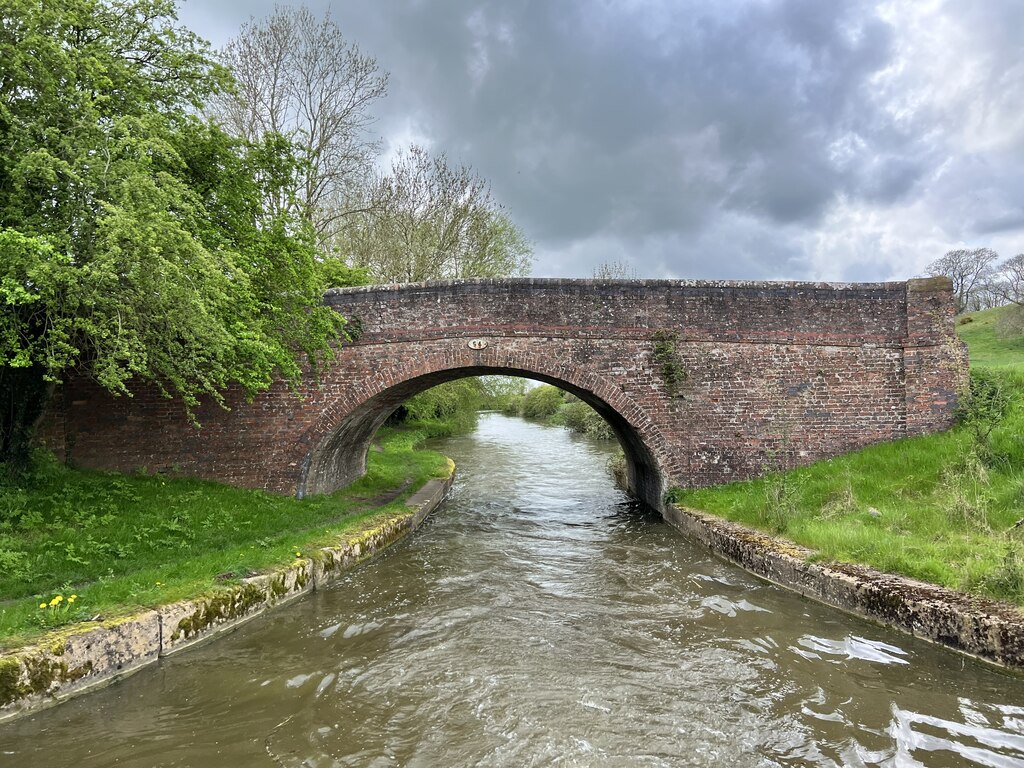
[1, 413, 1022, 767]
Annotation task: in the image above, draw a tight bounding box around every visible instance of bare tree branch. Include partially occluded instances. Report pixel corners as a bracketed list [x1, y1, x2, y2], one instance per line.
[209, 6, 388, 250]
[989, 253, 1024, 307]
[926, 248, 999, 313]
[345, 145, 532, 283]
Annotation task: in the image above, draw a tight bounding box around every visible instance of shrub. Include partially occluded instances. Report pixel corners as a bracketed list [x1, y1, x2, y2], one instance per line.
[607, 450, 629, 490]
[501, 394, 524, 416]
[995, 305, 1024, 338]
[957, 369, 1014, 462]
[553, 398, 615, 439]
[396, 379, 484, 437]
[520, 385, 564, 419]
[651, 329, 687, 397]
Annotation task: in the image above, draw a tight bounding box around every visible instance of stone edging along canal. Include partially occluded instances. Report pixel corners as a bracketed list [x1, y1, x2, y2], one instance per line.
[665, 504, 1024, 671]
[0, 460, 456, 723]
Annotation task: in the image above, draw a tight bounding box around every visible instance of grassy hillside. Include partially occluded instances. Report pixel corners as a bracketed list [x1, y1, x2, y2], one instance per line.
[672, 306, 1024, 605]
[958, 305, 1024, 368]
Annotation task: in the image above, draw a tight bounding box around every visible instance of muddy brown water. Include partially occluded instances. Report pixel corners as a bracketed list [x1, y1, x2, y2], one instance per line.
[3, 413, 1024, 767]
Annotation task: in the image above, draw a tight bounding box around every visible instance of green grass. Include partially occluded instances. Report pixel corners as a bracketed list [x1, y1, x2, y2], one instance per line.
[673, 307, 1024, 606]
[957, 305, 1024, 368]
[0, 428, 449, 649]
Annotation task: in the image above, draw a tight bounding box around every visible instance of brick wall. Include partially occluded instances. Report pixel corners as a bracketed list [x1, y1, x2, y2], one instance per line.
[38, 277, 965, 510]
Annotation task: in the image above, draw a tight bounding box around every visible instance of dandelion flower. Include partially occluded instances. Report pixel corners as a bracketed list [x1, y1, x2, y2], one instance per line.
[69, 595, 77, 603]
[39, 603, 46, 609]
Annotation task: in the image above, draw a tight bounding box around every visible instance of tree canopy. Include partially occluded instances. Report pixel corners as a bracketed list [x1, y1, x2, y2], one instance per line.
[1, 0, 534, 468]
[0, 0, 349, 468]
[345, 144, 532, 283]
[213, 9, 532, 286]
[926, 248, 1000, 313]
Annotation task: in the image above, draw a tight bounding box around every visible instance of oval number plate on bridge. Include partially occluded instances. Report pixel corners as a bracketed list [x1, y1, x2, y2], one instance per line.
[467, 339, 488, 350]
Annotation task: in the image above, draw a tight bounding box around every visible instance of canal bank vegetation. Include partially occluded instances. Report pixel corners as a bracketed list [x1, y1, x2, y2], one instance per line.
[390, 377, 548, 438]
[390, 379, 487, 437]
[0, 429, 450, 649]
[672, 306, 1024, 607]
[502, 384, 616, 440]
[394, 377, 619, 442]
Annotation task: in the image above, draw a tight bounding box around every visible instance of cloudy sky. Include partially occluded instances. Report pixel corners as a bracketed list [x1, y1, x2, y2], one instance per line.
[177, 0, 1024, 283]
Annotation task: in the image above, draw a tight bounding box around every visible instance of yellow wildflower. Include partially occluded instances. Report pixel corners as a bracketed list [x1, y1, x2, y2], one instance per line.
[68, 595, 77, 603]
[39, 603, 46, 609]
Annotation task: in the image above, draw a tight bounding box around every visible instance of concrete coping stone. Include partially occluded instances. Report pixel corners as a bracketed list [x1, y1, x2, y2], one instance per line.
[324, 276, 918, 295]
[0, 461, 455, 723]
[664, 504, 1024, 671]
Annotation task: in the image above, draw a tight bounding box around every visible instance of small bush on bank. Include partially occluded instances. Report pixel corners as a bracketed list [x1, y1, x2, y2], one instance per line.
[392, 379, 484, 437]
[520, 385, 564, 419]
[501, 394, 524, 416]
[552, 398, 615, 440]
[607, 450, 629, 491]
[506, 386, 617, 440]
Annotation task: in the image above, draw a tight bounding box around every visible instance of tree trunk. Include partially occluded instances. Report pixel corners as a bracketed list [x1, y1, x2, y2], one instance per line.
[0, 366, 52, 476]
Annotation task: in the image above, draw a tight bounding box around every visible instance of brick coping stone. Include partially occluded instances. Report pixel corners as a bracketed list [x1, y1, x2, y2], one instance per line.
[665, 504, 1024, 671]
[0, 461, 455, 723]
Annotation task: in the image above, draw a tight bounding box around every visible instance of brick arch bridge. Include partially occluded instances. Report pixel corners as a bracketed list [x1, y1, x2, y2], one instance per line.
[42, 277, 963, 511]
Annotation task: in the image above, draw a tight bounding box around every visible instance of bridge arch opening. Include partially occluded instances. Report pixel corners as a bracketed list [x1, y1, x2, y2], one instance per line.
[297, 366, 666, 510]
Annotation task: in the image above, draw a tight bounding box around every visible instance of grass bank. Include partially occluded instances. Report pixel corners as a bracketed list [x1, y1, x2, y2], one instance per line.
[956, 305, 1024, 368]
[0, 428, 450, 649]
[672, 307, 1024, 606]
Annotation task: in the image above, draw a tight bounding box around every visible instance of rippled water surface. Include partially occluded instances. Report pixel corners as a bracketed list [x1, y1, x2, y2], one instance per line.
[3, 413, 1024, 766]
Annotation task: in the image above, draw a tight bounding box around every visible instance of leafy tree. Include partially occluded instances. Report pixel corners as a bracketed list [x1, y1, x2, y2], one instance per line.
[346, 145, 532, 283]
[926, 248, 999, 313]
[0, 0, 347, 470]
[316, 260, 371, 292]
[478, 376, 529, 410]
[213, 8, 531, 289]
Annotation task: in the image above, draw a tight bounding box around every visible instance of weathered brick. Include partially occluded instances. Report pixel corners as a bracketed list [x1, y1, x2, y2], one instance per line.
[37, 277, 965, 509]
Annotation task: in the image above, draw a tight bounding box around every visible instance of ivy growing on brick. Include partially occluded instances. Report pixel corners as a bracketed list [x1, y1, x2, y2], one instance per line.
[651, 330, 687, 397]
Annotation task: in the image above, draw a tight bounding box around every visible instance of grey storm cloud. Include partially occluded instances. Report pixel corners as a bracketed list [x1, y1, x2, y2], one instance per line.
[179, 0, 1024, 280]
[363, 1, 898, 228]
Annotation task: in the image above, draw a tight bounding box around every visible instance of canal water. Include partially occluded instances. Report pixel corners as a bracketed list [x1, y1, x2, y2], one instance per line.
[3, 413, 1024, 766]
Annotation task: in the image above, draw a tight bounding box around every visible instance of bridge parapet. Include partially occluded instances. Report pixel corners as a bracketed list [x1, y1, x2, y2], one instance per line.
[325, 278, 914, 347]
